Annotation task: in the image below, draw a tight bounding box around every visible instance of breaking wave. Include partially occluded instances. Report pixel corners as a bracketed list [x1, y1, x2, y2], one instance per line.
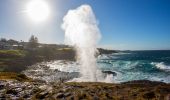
[24, 51, 170, 83]
[151, 62, 170, 72]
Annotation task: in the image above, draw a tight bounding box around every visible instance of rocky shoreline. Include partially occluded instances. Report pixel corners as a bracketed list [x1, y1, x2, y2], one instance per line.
[0, 79, 169, 100]
[23, 61, 80, 83]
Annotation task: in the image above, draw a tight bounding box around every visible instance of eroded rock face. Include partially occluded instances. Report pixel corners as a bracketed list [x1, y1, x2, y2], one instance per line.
[0, 80, 169, 100]
[0, 80, 46, 99]
[0, 81, 37, 99]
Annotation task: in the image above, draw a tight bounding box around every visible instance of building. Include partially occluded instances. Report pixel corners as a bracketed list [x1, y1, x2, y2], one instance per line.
[0, 42, 23, 50]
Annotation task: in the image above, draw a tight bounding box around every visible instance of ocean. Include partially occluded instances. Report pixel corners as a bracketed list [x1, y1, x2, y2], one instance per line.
[24, 50, 170, 83]
[98, 50, 170, 83]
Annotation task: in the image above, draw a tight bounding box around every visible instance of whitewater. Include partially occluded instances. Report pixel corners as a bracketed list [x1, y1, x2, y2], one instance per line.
[24, 50, 170, 83]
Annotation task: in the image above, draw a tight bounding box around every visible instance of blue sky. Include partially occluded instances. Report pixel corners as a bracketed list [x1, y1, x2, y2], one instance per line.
[0, 0, 170, 50]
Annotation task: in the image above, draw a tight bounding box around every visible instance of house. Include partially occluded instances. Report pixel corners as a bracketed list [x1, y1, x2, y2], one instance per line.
[0, 42, 10, 49]
[0, 42, 23, 50]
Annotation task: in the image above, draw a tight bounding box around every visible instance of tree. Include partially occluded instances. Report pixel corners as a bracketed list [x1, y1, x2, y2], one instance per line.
[27, 35, 39, 49]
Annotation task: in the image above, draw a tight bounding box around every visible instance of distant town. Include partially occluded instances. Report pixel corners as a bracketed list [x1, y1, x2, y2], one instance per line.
[0, 35, 69, 50]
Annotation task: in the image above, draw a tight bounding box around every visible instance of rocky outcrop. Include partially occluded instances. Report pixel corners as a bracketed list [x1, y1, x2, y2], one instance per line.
[102, 70, 117, 76]
[0, 80, 169, 100]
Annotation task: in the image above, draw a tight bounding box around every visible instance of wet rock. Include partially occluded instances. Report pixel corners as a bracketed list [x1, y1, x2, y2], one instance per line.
[56, 93, 64, 98]
[36, 91, 49, 99]
[62, 86, 71, 92]
[32, 87, 40, 93]
[10, 96, 20, 100]
[54, 69, 60, 72]
[64, 92, 71, 97]
[102, 71, 117, 76]
[14, 87, 22, 93]
[39, 85, 48, 91]
[24, 61, 80, 82]
[27, 85, 33, 89]
[39, 85, 52, 95]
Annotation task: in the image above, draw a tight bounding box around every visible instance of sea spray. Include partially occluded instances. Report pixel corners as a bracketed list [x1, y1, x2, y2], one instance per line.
[62, 4, 112, 82]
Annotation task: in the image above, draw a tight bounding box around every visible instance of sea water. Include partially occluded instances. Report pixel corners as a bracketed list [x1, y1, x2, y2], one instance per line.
[98, 50, 170, 83]
[24, 50, 170, 83]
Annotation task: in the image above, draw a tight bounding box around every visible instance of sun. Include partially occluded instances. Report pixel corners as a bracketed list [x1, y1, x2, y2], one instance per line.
[26, 0, 50, 22]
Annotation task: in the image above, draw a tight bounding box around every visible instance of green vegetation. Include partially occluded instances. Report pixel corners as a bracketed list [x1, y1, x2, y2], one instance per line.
[0, 47, 116, 72]
[0, 72, 32, 81]
[0, 47, 75, 72]
[0, 37, 115, 72]
[0, 50, 27, 72]
[0, 50, 26, 57]
[0, 36, 75, 72]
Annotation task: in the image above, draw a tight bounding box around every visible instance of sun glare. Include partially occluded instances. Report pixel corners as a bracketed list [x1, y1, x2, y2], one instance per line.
[26, 0, 50, 22]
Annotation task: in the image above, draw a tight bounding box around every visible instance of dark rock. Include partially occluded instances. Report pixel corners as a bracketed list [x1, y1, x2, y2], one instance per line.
[69, 96, 74, 100]
[156, 87, 170, 94]
[98, 48, 117, 55]
[122, 80, 166, 85]
[54, 69, 60, 72]
[33, 79, 46, 83]
[102, 70, 117, 76]
[36, 91, 49, 99]
[32, 87, 40, 93]
[17, 74, 28, 79]
[23, 94, 30, 98]
[6, 89, 18, 95]
[143, 91, 155, 99]
[0, 97, 5, 100]
[0, 93, 5, 98]
[0, 84, 4, 90]
[132, 93, 137, 97]
[93, 95, 99, 100]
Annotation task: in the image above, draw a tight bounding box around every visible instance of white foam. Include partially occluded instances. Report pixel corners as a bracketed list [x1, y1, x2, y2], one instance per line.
[47, 60, 80, 72]
[151, 62, 170, 72]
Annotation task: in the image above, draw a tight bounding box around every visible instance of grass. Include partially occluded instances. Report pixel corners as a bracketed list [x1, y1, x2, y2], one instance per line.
[0, 47, 75, 72]
[0, 50, 28, 72]
[58, 48, 73, 51]
[0, 58, 15, 61]
[0, 50, 27, 57]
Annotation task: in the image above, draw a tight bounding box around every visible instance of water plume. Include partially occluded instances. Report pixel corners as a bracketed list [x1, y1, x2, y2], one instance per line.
[62, 4, 112, 82]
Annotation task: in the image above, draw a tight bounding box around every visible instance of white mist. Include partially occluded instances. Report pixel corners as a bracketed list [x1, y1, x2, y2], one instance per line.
[62, 4, 112, 82]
